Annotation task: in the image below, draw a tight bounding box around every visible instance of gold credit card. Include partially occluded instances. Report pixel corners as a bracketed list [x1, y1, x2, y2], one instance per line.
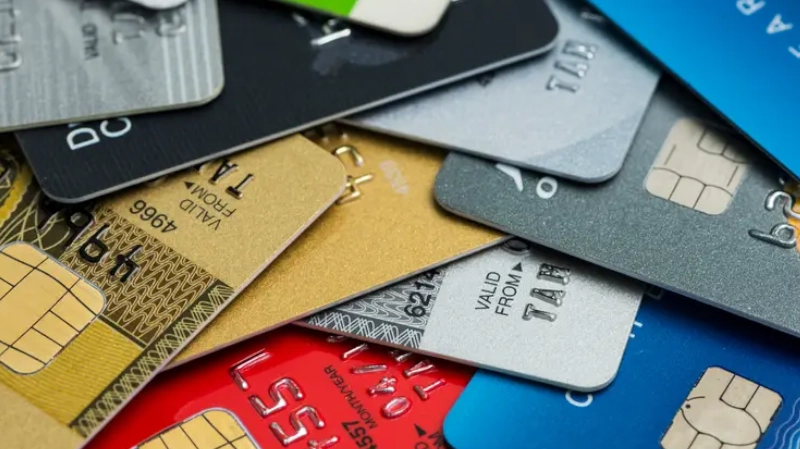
[0, 135, 346, 449]
[171, 125, 506, 367]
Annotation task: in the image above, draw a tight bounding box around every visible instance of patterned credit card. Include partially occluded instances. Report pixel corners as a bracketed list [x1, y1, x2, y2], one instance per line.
[85, 327, 472, 449]
[302, 239, 644, 391]
[0, 135, 347, 449]
[443, 289, 800, 449]
[169, 126, 505, 368]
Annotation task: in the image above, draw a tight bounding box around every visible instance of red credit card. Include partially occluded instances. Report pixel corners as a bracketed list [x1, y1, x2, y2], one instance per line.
[86, 327, 473, 449]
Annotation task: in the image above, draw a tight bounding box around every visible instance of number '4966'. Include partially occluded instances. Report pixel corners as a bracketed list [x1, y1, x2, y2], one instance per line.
[129, 200, 178, 233]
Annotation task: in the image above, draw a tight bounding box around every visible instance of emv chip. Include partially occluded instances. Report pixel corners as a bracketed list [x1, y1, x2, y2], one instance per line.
[136, 409, 258, 449]
[661, 367, 782, 449]
[0, 242, 105, 374]
[646, 119, 749, 215]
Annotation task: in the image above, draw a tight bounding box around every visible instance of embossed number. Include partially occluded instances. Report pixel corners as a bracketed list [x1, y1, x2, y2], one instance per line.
[250, 378, 304, 417]
[749, 224, 798, 248]
[765, 191, 800, 220]
[270, 405, 326, 446]
[750, 189, 800, 249]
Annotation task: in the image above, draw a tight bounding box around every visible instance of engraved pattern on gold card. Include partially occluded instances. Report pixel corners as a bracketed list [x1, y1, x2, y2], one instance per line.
[661, 367, 782, 449]
[60, 208, 216, 347]
[0, 242, 105, 374]
[71, 282, 232, 436]
[0, 144, 33, 228]
[645, 119, 749, 215]
[0, 148, 77, 256]
[136, 409, 258, 449]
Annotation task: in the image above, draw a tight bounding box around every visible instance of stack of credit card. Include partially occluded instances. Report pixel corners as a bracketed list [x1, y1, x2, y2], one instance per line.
[1, 0, 797, 448]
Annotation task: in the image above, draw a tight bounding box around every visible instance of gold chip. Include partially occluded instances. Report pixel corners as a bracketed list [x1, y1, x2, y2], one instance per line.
[136, 409, 258, 449]
[645, 119, 749, 215]
[661, 367, 782, 449]
[0, 242, 105, 374]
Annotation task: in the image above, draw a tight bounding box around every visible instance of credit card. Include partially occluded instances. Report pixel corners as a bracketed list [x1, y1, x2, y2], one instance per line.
[16, 0, 559, 204]
[85, 327, 472, 449]
[435, 78, 800, 338]
[274, 0, 451, 36]
[444, 289, 800, 449]
[0, 135, 346, 449]
[350, 0, 659, 183]
[0, 0, 223, 132]
[302, 238, 643, 391]
[169, 126, 505, 368]
[587, 0, 800, 181]
[127, 0, 188, 9]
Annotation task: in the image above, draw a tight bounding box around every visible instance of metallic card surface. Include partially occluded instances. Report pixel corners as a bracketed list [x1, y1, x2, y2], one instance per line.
[302, 239, 644, 391]
[86, 327, 472, 449]
[350, 0, 659, 182]
[0, 135, 346, 449]
[587, 0, 800, 181]
[277, 0, 451, 36]
[170, 126, 505, 368]
[443, 291, 800, 449]
[0, 0, 223, 131]
[15, 0, 559, 203]
[434, 78, 800, 338]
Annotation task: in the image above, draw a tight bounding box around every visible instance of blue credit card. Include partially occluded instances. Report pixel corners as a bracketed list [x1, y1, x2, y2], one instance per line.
[586, 0, 800, 179]
[444, 289, 800, 449]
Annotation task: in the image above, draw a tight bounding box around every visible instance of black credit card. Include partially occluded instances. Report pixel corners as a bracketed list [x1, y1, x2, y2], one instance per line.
[16, 0, 558, 203]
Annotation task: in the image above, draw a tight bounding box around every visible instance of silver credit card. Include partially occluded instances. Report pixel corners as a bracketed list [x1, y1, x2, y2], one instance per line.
[0, 0, 223, 131]
[348, 0, 659, 183]
[301, 239, 644, 391]
[435, 78, 800, 338]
